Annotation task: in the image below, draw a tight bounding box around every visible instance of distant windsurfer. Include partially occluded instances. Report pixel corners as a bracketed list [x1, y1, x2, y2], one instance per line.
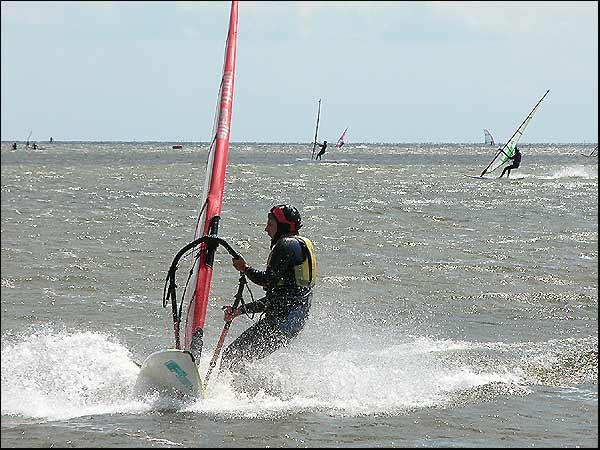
[316, 140, 328, 160]
[12, 142, 17, 150]
[220, 204, 316, 376]
[582, 145, 598, 157]
[499, 146, 522, 178]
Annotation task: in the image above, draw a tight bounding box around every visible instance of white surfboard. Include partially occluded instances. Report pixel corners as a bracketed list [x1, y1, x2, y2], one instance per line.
[134, 349, 203, 401]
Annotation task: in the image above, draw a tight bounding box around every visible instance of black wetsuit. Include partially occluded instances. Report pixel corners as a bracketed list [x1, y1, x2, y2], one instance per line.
[316, 142, 327, 160]
[221, 236, 313, 374]
[500, 149, 522, 178]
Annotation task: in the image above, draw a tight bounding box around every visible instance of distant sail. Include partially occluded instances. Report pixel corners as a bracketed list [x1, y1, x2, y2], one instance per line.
[336, 126, 349, 149]
[480, 90, 549, 177]
[311, 99, 321, 160]
[483, 129, 495, 146]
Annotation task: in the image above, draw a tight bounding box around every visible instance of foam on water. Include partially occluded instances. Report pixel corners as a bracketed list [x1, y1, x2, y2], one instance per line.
[1, 327, 533, 421]
[1, 328, 146, 421]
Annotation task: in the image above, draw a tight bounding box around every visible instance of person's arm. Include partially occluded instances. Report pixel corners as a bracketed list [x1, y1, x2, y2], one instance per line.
[246, 251, 294, 287]
[223, 298, 268, 321]
[233, 239, 296, 288]
[232, 255, 271, 287]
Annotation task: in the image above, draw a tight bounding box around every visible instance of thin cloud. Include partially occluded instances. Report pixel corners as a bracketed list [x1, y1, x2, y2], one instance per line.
[429, 1, 597, 37]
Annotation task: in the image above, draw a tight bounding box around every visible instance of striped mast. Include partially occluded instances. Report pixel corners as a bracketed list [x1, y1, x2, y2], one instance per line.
[184, 0, 239, 361]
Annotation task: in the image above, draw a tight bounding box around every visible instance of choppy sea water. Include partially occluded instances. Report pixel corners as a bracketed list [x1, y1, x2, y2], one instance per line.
[1, 141, 597, 447]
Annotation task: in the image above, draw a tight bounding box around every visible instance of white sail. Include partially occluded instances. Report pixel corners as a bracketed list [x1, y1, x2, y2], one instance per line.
[311, 99, 321, 160]
[483, 129, 495, 146]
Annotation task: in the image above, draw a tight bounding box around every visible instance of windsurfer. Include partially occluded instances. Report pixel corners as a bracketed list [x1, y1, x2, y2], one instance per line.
[499, 146, 522, 178]
[220, 204, 316, 375]
[316, 140, 328, 160]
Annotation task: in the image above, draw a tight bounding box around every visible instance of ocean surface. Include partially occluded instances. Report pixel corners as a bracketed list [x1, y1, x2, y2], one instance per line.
[1, 141, 597, 448]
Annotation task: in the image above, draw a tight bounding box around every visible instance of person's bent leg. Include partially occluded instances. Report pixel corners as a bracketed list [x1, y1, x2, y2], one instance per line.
[220, 319, 287, 375]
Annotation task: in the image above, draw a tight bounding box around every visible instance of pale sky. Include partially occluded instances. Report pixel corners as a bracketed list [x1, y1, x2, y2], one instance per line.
[1, 1, 598, 143]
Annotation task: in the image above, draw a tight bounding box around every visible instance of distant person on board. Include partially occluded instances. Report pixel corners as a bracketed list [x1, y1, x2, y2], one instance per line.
[499, 146, 522, 178]
[315, 140, 328, 160]
[32, 142, 38, 150]
[50, 137, 53, 143]
[220, 204, 316, 376]
[12, 142, 17, 150]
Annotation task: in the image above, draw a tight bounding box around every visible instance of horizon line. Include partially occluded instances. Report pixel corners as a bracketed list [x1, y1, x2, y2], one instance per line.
[3, 140, 598, 145]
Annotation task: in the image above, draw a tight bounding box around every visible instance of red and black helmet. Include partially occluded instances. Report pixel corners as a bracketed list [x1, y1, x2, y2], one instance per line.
[269, 204, 302, 232]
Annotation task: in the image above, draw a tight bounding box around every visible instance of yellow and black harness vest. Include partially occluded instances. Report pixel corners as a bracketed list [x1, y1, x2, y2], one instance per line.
[293, 236, 316, 288]
[270, 236, 316, 289]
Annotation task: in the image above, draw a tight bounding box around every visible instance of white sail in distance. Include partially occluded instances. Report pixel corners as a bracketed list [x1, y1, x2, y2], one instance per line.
[483, 129, 495, 146]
